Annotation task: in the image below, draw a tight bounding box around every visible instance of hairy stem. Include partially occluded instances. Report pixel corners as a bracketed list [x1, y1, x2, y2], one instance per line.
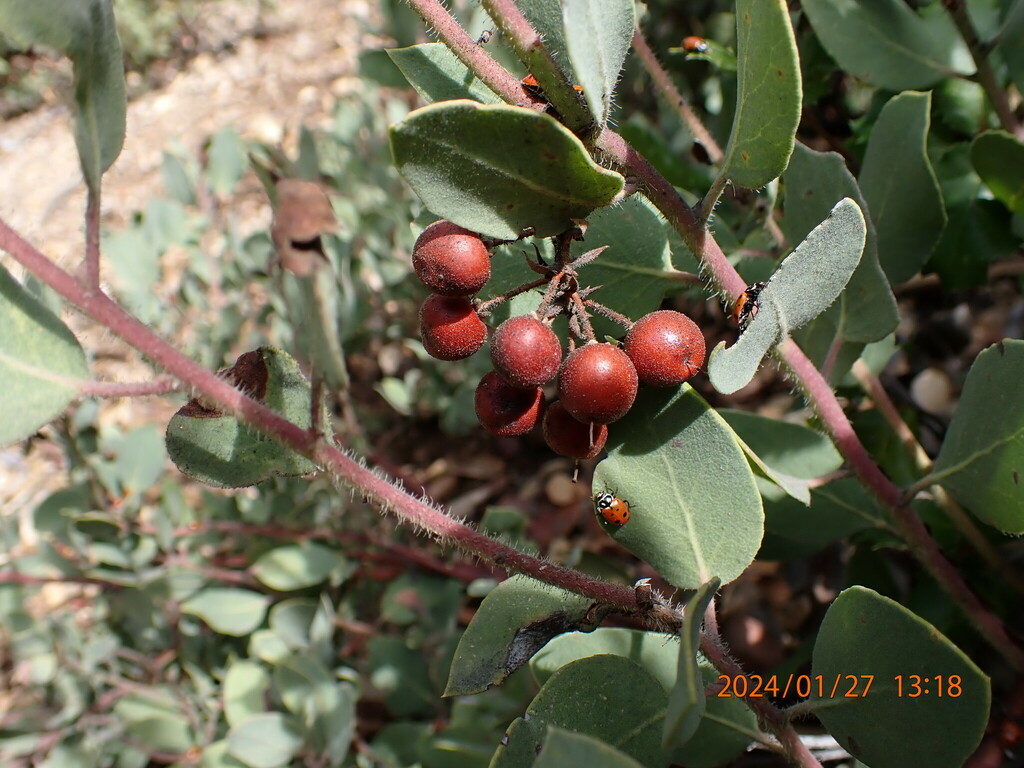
[84, 185, 101, 289]
[0, 215, 638, 615]
[631, 28, 723, 163]
[77, 375, 182, 398]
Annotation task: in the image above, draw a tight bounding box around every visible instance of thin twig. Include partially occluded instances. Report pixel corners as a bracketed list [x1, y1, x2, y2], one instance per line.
[941, 0, 1022, 138]
[631, 28, 723, 163]
[77, 375, 182, 398]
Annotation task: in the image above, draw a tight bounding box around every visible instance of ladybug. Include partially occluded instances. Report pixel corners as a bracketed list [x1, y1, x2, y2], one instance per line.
[682, 36, 709, 54]
[594, 491, 630, 526]
[731, 281, 767, 332]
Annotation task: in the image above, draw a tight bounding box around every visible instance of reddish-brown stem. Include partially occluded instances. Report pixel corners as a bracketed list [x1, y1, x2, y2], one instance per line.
[584, 298, 634, 330]
[631, 28, 723, 164]
[85, 185, 101, 289]
[0, 215, 638, 615]
[474, 276, 547, 315]
[941, 0, 1022, 138]
[570, 292, 596, 342]
[77, 375, 182, 398]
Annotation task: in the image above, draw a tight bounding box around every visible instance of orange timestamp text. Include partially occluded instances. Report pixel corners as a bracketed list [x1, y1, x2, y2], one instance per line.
[715, 673, 965, 699]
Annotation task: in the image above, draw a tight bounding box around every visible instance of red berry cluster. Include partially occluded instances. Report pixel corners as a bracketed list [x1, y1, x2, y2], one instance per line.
[413, 220, 706, 458]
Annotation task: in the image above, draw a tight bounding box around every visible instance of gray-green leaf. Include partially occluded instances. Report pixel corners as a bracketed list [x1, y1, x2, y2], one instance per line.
[0, 0, 126, 189]
[812, 587, 989, 768]
[859, 91, 946, 285]
[387, 43, 502, 104]
[783, 142, 897, 343]
[595, 387, 763, 589]
[802, 0, 973, 90]
[928, 340, 1024, 533]
[708, 198, 866, 395]
[0, 263, 88, 446]
[389, 100, 623, 238]
[718, 0, 801, 189]
[181, 588, 270, 636]
[563, 0, 635, 126]
[970, 130, 1024, 217]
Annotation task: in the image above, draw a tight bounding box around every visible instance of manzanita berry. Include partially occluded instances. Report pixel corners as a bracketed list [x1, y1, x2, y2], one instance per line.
[557, 343, 638, 424]
[475, 370, 544, 437]
[419, 295, 487, 361]
[624, 310, 706, 387]
[542, 400, 608, 459]
[412, 220, 491, 296]
[490, 315, 562, 388]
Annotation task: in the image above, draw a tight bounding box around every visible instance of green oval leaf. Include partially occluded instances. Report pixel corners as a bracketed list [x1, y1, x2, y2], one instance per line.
[719, 0, 801, 189]
[0, 263, 88, 446]
[859, 91, 946, 285]
[708, 198, 865, 395]
[595, 387, 763, 589]
[387, 43, 502, 104]
[783, 143, 897, 343]
[970, 130, 1024, 217]
[272, 655, 334, 715]
[252, 543, 344, 591]
[223, 661, 270, 727]
[563, 0, 635, 126]
[0, 0, 126, 189]
[444, 574, 597, 696]
[536, 728, 646, 768]
[531, 627, 752, 766]
[389, 100, 623, 238]
[165, 348, 318, 488]
[227, 712, 304, 768]
[181, 588, 269, 636]
[928, 340, 1024, 533]
[812, 587, 990, 768]
[802, 0, 973, 90]
[493, 655, 668, 768]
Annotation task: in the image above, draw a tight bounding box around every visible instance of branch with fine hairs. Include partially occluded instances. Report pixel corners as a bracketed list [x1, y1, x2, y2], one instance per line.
[631, 28, 723, 164]
[77, 374, 182, 398]
[0, 214, 638, 616]
[400, 0, 1024, 673]
[941, 0, 1022, 138]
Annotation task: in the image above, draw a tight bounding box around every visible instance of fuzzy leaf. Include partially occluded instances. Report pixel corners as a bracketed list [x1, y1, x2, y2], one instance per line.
[563, 0, 635, 125]
[595, 387, 763, 589]
[0, 264, 88, 446]
[708, 198, 866, 394]
[389, 100, 623, 238]
[387, 43, 502, 104]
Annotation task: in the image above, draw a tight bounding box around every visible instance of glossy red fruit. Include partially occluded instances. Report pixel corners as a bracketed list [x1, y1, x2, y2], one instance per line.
[419, 295, 487, 360]
[542, 401, 608, 458]
[557, 343, 638, 424]
[412, 220, 491, 296]
[624, 310, 706, 386]
[490, 315, 562, 388]
[475, 371, 544, 437]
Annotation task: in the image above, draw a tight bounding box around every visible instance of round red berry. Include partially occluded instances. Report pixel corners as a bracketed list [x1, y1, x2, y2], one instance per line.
[624, 310, 706, 387]
[490, 315, 562, 388]
[475, 371, 544, 436]
[412, 220, 491, 296]
[557, 343, 638, 424]
[542, 401, 608, 458]
[419, 295, 487, 361]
